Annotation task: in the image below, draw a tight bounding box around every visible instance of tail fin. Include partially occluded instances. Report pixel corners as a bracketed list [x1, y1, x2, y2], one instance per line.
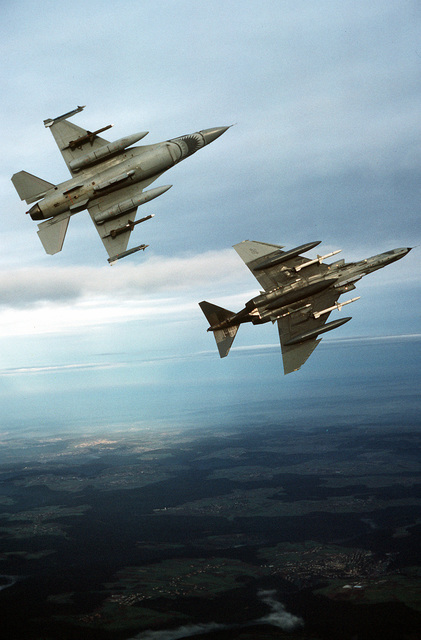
[199, 301, 239, 358]
[11, 170, 55, 204]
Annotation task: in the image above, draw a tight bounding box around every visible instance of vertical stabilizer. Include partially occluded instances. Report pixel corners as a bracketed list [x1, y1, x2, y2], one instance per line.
[199, 301, 239, 358]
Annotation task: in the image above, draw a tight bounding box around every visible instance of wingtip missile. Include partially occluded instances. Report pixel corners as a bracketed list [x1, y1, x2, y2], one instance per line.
[108, 243, 149, 265]
[44, 105, 85, 127]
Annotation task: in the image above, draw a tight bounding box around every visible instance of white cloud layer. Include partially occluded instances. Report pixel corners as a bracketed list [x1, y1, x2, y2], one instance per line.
[0, 250, 244, 308]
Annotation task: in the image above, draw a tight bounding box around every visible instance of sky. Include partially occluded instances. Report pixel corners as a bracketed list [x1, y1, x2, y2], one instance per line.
[0, 1, 420, 436]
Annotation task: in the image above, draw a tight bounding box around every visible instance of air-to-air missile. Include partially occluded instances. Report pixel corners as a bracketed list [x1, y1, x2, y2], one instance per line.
[108, 244, 149, 265]
[11, 106, 230, 263]
[199, 241, 411, 374]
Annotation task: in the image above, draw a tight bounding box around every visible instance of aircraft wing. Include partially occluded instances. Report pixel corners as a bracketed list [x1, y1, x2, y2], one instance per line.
[277, 288, 341, 374]
[87, 174, 162, 260]
[233, 240, 329, 291]
[44, 106, 111, 175]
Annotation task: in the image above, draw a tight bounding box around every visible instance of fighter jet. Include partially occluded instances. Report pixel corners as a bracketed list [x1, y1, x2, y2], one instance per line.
[11, 106, 229, 264]
[199, 241, 411, 374]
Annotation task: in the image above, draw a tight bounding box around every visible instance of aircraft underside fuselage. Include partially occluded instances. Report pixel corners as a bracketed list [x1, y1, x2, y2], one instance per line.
[200, 241, 411, 372]
[12, 105, 230, 263]
[210, 247, 411, 332]
[28, 142, 182, 221]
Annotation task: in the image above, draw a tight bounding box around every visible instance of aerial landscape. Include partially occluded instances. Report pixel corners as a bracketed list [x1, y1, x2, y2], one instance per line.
[1, 1, 420, 639]
[1, 399, 420, 638]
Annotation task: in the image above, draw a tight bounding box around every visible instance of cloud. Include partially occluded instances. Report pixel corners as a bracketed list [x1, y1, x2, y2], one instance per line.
[128, 589, 304, 639]
[257, 589, 304, 630]
[2, 334, 418, 380]
[0, 250, 244, 308]
[0, 243, 417, 342]
[0, 362, 123, 377]
[0, 244, 417, 311]
[129, 622, 230, 640]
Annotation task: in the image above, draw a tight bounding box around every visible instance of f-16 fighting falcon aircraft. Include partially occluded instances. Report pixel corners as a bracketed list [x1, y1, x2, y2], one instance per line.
[200, 241, 411, 374]
[11, 106, 229, 264]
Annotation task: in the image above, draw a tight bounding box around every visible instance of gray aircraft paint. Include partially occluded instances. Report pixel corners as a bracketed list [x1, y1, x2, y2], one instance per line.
[200, 242, 411, 374]
[11, 106, 229, 263]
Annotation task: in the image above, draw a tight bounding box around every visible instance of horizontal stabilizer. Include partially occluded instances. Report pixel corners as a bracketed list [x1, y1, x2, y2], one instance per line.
[199, 301, 239, 358]
[37, 215, 70, 255]
[11, 171, 55, 204]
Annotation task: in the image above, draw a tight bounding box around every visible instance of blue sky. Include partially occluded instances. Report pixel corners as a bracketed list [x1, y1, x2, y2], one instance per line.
[0, 1, 420, 435]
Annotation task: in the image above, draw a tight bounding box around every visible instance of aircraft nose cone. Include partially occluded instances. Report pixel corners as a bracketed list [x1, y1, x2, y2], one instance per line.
[386, 247, 412, 264]
[200, 126, 231, 145]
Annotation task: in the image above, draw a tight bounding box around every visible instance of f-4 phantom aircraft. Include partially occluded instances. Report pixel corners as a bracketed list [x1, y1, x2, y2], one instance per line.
[200, 241, 411, 374]
[11, 106, 229, 264]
